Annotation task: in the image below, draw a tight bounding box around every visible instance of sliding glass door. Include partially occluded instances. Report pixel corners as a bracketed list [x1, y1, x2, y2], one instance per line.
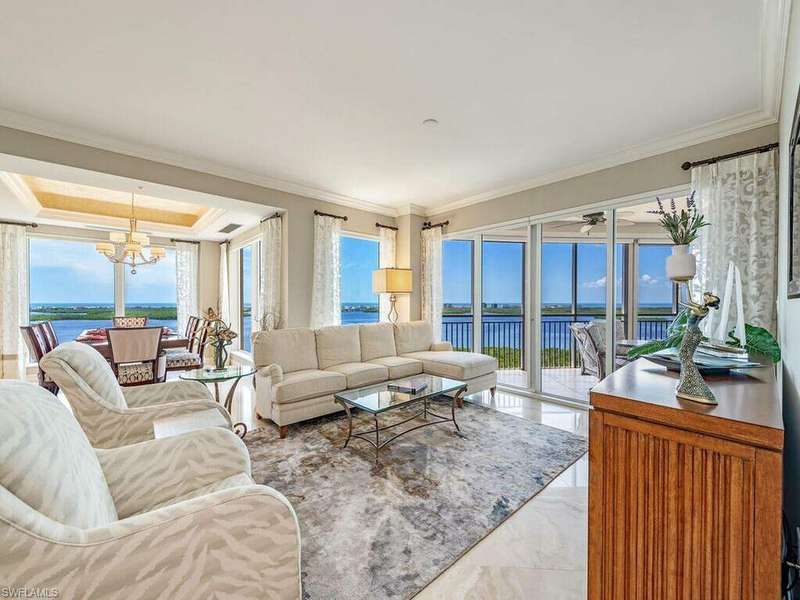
[442, 239, 474, 350]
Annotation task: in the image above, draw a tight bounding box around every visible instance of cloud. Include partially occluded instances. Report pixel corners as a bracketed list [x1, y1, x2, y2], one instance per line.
[640, 273, 659, 285]
[583, 276, 606, 289]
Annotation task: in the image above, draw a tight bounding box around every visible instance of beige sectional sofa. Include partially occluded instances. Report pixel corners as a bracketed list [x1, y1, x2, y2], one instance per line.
[253, 320, 497, 437]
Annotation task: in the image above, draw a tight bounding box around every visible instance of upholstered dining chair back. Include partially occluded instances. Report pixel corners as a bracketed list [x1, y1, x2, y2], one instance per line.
[112, 316, 148, 328]
[107, 327, 165, 386]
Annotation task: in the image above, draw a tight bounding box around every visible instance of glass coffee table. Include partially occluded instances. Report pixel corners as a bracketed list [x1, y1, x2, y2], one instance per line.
[334, 374, 467, 463]
[179, 365, 256, 438]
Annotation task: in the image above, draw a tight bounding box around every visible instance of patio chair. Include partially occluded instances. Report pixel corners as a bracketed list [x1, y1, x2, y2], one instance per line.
[0, 380, 301, 599]
[20, 323, 59, 394]
[106, 326, 166, 386]
[40, 341, 231, 448]
[570, 320, 625, 380]
[112, 316, 148, 328]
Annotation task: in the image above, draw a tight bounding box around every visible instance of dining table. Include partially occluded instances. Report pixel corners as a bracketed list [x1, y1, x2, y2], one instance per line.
[76, 329, 190, 360]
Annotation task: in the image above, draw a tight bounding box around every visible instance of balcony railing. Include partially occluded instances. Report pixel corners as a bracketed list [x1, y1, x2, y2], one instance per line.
[443, 314, 675, 370]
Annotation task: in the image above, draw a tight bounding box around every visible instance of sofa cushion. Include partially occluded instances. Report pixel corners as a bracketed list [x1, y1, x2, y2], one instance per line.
[326, 362, 389, 388]
[316, 325, 361, 369]
[274, 369, 346, 404]
[0, 380, 119, 529]
[253, 328, 318, 373]
[368, 356, 423, 379]
[400, 351, 498, 381]
[359, 322, 397, 361]
[394, 321, 434, 354]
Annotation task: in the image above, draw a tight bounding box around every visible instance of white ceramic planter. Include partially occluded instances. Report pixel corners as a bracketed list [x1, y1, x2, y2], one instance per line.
[666, 244, 696, 282]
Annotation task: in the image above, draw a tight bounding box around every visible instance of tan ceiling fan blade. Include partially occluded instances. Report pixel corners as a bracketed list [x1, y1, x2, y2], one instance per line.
[580, 223, 593, 234]
[616, 218, 636, 226]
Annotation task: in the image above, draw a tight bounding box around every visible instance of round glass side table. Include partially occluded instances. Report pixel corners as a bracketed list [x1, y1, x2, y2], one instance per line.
[179, 365, 256, 438]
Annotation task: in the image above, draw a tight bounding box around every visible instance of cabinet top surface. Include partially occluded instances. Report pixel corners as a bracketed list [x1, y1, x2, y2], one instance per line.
[591, 359, 783, 443]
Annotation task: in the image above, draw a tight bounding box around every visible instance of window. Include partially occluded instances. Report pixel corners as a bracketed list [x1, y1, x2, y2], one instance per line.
[637, 244, 678, 340]
[481, 241, 524, 371]
[340, 235, 379, 324]
[29, 237, 115, 341]
[442, 239, 473, 351]
[240, 244, 256, 352]
[125, 248, 177, 330]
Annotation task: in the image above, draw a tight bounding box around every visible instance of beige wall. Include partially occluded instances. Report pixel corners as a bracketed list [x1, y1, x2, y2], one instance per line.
[395, 212, 425, 321]
[0, 126, 396, 328]
[778, 0, 800, 532]
[197, 241, 220, 315]
[435, 124, 778, 233]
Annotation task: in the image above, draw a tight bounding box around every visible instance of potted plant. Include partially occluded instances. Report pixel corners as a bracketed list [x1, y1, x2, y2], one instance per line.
[648, 192, 709, 281]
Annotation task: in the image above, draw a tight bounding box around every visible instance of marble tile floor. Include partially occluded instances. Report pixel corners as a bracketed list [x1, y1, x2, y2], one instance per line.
[499, 367, 598, 404]
[66, 374, 590, 600]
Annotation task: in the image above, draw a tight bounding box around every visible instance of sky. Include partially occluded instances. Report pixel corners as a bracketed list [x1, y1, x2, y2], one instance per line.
[29, 238, 177, 304]
[29, 235, 674, 309]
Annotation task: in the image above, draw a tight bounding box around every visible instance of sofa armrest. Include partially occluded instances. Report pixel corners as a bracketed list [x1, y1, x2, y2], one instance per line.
[430, 341, 453, 351]
[96, 427, 250, 518]
[1, 485, 302, 600]
[91, 398, 232, 449]
[122, 379, 213, 407]
[257, 363, 284, 384]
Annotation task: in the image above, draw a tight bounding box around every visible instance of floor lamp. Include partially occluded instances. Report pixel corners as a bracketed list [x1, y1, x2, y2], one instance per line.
[372, 268, 413, 323]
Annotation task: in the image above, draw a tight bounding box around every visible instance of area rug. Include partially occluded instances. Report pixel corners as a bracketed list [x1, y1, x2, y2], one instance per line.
[245, 399, 588, 600]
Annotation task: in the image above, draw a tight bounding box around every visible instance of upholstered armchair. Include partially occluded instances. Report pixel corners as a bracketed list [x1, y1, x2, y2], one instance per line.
[40, 342, 231, 448]
[0, 381, 302, 600]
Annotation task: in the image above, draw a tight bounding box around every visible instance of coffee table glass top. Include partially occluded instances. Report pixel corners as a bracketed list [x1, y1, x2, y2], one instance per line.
[334, 374, 466, 414]
[179, 365, 257, 382]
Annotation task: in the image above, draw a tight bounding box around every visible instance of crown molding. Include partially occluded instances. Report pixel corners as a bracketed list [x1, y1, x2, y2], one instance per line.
[394, 203, 427, 217]
[0, 171, 41, 212]
[425, 108, 778, 217]
[0, 108, 397, 218]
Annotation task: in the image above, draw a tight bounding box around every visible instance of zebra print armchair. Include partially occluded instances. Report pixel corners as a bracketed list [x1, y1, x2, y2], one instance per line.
[0, 381, 302, 599]
[40, 342, 231, 448]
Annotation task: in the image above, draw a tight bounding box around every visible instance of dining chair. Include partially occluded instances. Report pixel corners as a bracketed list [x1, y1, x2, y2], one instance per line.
[40, 320, 59, 349]
[112, 316, 148, 328]
[166, 318, 208, 372]
[20, 323, 58, 394]
[184, 315, 200, 339]
[106, 326, 165, 386]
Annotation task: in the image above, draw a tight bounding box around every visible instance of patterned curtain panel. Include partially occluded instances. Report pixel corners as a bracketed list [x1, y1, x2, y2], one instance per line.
[421, 226, 443, 341]
[691, 149, 778, 335]
[309, 214, 342, 329]
[218, 242, 230, 323]
[0, 224, 28, 379]
[378, 226, 397, 322]
[175, 242, 199, 336]
[256, 217, 282, 331]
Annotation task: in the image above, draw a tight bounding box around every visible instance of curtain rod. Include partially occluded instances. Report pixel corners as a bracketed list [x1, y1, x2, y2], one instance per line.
[260, 212, 282, 223]
[169, 238, 200, 244]
[0, 219, 38, 228]
[314, 209, 348, 221]
[422, 220, 449, 230]
[375, 222, 398, 231]
[681, 142, 778, 171]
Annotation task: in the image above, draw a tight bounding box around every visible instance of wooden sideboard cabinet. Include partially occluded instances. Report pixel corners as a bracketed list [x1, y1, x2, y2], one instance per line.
[588, 360, 783, 600]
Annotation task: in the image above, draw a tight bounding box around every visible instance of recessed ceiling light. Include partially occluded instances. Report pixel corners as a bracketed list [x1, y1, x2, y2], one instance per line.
[422, 118, 439, 127]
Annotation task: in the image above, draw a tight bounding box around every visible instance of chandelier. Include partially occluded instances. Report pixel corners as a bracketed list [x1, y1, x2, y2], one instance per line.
[95, 190, 165, 274]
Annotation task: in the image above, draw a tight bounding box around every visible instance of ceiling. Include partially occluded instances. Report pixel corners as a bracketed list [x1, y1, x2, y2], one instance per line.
[0, 1, 788, 216]
[0, 168, 276, 241]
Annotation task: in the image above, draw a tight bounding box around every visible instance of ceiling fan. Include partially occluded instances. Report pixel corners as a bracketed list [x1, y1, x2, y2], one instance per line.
[550, 211, 636, 235]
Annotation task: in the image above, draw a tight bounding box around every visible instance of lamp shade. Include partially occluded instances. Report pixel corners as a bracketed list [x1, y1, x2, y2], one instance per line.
[372, 268, 413, 294]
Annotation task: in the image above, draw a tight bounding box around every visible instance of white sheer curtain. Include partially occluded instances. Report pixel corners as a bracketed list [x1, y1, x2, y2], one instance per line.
[0, 224, 28, 379]
[175, 241, 199, 335]
[421, 226, 443, 341]
[255, 216, 282, 331]
[310, 214, 342, 329]
[218, 242, 230, 323]
[378, 226, 397, 322]
[691, 149, 778, 335]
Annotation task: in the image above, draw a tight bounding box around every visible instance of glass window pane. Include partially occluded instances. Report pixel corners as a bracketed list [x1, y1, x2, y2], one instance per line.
[542, 243, 573, 314]
[240, 245, 253, 352]
[340, 236, 379, 324]
[637, 244, 677, 340]
[124, 248, 177, 331]
[481, 241, 524, 374]
[29, 238, 115, 341]
[576, 243, 606, 318]
[442, 239, 473, 351]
